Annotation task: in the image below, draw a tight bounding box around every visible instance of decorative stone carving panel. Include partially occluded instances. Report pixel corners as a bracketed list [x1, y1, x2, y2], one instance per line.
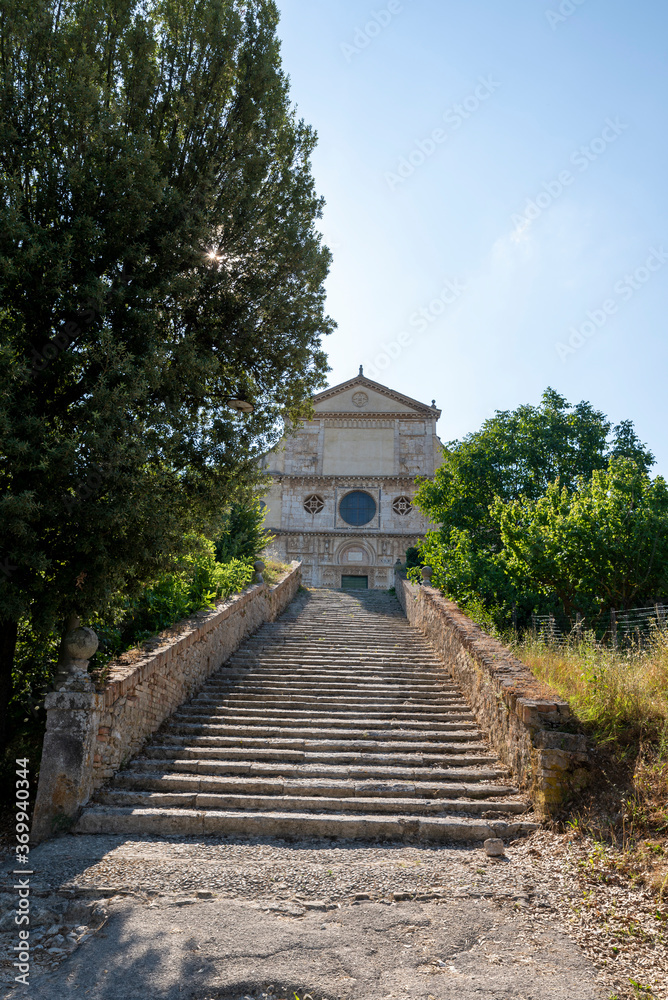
[392, 496, 413, 516]
[303, 494, 325, 515]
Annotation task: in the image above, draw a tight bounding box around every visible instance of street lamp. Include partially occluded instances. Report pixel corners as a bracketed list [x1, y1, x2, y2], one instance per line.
[227, 398, 254, 413]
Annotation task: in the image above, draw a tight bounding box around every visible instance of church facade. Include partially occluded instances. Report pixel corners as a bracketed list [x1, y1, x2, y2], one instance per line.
[260, 370, 443, 589]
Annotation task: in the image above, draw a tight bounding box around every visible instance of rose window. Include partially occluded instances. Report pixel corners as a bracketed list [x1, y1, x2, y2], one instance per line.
[392, 496, 413, 516]
[339, 490, 377, 526]
[304, 494, 325, 515]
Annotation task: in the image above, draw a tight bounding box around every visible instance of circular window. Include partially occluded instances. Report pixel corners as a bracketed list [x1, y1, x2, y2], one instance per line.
[304, 494, 325, 515]
[339, 490, 377, 526]
[392, 496, 413, 516]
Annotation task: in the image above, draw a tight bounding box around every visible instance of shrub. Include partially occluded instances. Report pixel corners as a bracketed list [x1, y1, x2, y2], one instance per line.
[215, 498, 270, 563]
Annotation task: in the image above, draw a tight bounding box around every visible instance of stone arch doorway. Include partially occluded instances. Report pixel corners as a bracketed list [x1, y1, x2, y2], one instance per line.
[336, 541, 374, 590]
[336, 541, 375, 568]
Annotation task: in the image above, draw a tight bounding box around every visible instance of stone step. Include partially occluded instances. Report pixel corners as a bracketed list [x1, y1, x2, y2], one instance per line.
[142, 745, 497, 767]
[196, 695, 471, 712]
[94, 788, 529, 817]
[183, 706, 477, 724]
[214, 664, 454, 693]
[74, 805, 538, 842]
[207, 676, 455, 689]
[164, 721, 482, 743]
[111, 772, 520, 800]
[232, 637, 438, 643]
[231, 638, 437, 646]
[196, 700, 472, 715]
[213, 671, 454, 684]
[202, 690, 458, 703]
[153, 734, 490, 756]
[171, 711, 477, 732]
[134, 758, 507, 783]
[76, 587, 535, 844]
[228, 655, 442, 665]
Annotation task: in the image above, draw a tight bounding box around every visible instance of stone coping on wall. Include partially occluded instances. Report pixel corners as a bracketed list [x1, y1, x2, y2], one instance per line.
[96, 583, 268, 708]
[395, 577, 590, 816]
[95, 560, 302, 707]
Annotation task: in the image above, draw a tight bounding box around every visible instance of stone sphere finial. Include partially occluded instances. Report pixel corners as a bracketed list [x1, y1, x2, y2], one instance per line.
[421, 565, 433, 585]
[57, 622, 99, 691]
[64, 626, 99, 663]
[253, 559, 266, 584]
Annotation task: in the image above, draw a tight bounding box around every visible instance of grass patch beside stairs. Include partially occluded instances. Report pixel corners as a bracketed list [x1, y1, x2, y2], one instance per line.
[514, 630, 668, 903]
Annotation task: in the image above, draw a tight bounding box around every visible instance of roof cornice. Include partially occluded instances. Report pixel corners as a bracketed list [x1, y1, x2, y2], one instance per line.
[313, 373, 441, 419]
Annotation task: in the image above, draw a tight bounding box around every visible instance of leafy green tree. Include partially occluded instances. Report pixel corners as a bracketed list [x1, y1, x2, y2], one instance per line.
[215, 497, 269, 563]
[0, 0, 333, 746]
[92, 535, 255, 662]
[496, 459, 668, 621]
[414, 390, 654, 624]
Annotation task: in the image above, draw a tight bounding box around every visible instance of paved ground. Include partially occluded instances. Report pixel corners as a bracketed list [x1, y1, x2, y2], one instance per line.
[0, 833, 606, 1000]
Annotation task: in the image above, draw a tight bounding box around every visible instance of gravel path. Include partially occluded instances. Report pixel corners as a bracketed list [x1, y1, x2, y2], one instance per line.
[1, 830, 665, 999]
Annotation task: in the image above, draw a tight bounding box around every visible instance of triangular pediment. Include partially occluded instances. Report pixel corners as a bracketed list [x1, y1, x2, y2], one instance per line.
[313, 373, 441, 418]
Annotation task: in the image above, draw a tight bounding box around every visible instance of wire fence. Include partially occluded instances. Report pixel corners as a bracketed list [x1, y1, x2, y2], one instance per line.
[531, 604, 668, 648]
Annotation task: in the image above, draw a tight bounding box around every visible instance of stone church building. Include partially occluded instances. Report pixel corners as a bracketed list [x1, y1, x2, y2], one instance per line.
[260, 369, 444, 589]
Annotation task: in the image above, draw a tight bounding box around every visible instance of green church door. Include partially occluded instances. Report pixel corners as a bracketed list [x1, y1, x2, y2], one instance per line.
[341, 575, 369, 590]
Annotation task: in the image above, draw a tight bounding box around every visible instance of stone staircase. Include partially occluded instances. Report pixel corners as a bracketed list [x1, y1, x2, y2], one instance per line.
[74, 589, 537, 842]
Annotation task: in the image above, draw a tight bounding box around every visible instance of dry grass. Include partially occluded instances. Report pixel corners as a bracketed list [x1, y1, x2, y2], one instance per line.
[514, 630, 668, 747]
[262, 559, 292, 586]
[515, 629, 668, 968]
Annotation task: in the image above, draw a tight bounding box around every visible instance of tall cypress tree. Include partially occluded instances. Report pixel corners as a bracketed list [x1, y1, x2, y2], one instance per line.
[0, 0, 333, 745]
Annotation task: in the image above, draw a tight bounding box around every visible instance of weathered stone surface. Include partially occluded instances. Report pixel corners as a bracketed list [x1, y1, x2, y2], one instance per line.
[31, 691, 104, 843]
[395, 578, 590, 815]
[72, 589, 538, 844]
[259, 373, 444, 589]
[484, 837, 506, 857]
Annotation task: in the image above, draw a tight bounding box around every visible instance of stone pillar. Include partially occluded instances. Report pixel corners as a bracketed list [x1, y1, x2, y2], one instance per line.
[421, 565, 433, 586]
[31, 621, 102, 844]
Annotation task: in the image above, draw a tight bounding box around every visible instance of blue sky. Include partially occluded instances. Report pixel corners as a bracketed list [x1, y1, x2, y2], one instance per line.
[275, 0, 668, 473]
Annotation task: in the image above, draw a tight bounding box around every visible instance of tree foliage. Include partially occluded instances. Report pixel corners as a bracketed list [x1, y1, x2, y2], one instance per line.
[0, 0, 333, 744]
[496, 459, 668, 621]
[214, 497, 269, 563]
[413, 390, 660, 628]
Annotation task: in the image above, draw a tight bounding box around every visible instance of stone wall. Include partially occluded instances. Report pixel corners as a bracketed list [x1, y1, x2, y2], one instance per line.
[396, 577, 590, 816]
[32, 562, 302, 843]
[92, 562, 301, 787]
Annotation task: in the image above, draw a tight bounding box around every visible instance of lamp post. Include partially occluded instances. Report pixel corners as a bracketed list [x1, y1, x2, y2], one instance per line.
[227, 398, 254, 413]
